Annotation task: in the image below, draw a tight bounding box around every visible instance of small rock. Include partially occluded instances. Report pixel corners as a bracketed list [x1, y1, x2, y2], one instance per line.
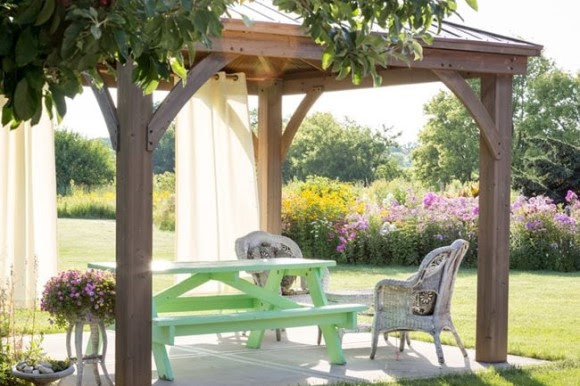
[38, 365, 54, 374]
[23, 366, 34, 373]
[32, 369, 40, 375]
[38, 361, 53, 368]
[16, 363, 26, 371]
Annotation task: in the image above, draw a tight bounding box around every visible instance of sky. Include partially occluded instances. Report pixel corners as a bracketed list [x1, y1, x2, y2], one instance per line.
[62, 0, 579, 144]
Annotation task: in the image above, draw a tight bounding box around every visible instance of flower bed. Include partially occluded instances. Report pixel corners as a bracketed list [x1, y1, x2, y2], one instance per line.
[282, 178, 579, 272]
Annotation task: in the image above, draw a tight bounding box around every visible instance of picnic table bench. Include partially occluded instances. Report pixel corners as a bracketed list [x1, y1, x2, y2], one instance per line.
[89, 258, 366, 381]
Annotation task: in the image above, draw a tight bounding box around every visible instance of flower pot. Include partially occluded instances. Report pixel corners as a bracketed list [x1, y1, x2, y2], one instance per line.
[12, 361, 75, 385]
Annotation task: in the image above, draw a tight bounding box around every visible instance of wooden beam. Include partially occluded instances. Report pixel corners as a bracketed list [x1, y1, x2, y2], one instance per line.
[276, 68, 440, 95]
[281, 86, 323, 159]
[115, 63, 154, 385]
[198, 30, 529, 75]
[433, 69, 502, 159]
[476, 74, 513, 363]
[83, 74, 119, 150]
[257, 80, 283, 234]
[147, 53, 239, 151]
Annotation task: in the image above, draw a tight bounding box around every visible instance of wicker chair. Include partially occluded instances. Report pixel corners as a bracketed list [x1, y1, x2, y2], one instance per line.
[235, 230, 326, 341]
[370, 239, 469, 364]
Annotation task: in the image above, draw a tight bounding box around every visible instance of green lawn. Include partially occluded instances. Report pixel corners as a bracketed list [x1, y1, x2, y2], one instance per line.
[22, 219, 580, 384]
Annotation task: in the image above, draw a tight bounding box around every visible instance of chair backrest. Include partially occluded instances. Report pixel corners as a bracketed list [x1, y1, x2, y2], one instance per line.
[234, 231, 303, 287]
[235, 231, 303, 260]
[414, 239, 469, 316]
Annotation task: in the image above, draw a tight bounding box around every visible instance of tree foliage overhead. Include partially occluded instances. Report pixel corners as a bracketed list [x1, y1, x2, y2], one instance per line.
[54, 129, 115, 194]
[283, 112, 402, 183]
[0, 0, 475, 127]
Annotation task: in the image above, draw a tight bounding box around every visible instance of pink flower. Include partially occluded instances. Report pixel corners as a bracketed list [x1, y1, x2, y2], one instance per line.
[566, 190, 578, 203]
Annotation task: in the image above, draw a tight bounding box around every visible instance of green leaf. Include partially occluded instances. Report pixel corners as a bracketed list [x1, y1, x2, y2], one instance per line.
[35, 0, 56, 26]
[14, 78, 37, 121]
[14, 0, 43, 25]
[49, 84, 67, 120]
[90, 25, 102, 40]
[465, 0, 478, 11]
[412, 40, 424, 60]
[15, 28, 38, 67]
[1, 103, 14, 127]
[321, 47, 334, 70]
[0, 29, 14, 56]
[169, 57, 187, 81]
[61, 23, 82, 59]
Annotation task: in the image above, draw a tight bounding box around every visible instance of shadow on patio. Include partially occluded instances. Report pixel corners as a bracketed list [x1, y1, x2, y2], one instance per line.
[46, 326, 545, 385]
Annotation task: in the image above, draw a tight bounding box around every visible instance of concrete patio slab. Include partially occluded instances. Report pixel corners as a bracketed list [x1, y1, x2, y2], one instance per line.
[42, 327, 546, 385]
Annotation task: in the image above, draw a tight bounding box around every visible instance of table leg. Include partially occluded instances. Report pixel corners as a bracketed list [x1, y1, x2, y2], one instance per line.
[247, 269, 284, 349]
[305, 268, 347, 365]
[153, 342, 173, 381]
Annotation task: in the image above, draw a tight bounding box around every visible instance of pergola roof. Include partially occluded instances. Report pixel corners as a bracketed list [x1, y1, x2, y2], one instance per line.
[167, 1, 542, 95]
[229, 0, 541, 55]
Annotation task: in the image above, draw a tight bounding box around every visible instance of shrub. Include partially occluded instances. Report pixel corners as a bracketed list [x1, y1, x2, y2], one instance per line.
[57, 187, 115, 219]
[282, 177, 361, 258]
[510, 193, 579, 271]
[153, 173, 176, 231]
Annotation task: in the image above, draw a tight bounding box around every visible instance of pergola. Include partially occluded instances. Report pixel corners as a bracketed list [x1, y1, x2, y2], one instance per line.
[90, 6, 542, 384]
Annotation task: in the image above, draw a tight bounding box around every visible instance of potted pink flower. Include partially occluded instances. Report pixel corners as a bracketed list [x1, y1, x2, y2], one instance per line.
[41, 270, 115, 327]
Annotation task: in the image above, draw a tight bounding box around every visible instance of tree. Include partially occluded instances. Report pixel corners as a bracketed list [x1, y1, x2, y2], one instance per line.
[54, 129, 115, 194]
[413, 56, 579, 190]
[412, 87, 479, 188]
[0, 0, 474, 127]
[283, 113, 401, 183]
[153, 124, 175, 174]
[513, 137, 579, 203]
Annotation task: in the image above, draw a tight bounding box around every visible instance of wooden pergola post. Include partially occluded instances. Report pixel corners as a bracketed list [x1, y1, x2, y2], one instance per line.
[476, 74, 513, 362]
[257, 80, 283, 234]
[115, 63, 154, 385]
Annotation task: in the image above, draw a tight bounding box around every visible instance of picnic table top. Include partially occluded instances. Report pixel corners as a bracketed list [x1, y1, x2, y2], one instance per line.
[88, 258, 336, 275]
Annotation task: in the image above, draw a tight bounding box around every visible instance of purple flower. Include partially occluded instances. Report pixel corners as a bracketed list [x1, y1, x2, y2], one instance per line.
[565, 190, 578, 203]
[422, 192, 439, 208]
[554, 213, 576, 227]
[525, 220, 543, 231]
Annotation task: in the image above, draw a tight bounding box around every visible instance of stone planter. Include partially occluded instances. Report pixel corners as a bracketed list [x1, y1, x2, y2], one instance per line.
[12, 361, 75, 385]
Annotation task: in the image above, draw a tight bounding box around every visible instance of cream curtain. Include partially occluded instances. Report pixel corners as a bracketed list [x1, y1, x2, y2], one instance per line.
[175, 73, 259, 274]
[0, 97, 58, 307]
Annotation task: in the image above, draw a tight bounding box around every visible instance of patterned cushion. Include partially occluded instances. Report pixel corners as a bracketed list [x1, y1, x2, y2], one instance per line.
[412, 290, 438, 315]
[247, 243, 297, 293]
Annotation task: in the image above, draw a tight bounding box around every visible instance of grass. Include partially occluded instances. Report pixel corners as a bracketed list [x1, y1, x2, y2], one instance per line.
[16, 219, 580, 384]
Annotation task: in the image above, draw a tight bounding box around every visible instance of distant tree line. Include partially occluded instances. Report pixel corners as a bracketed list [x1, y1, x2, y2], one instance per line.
[412, 57, 579, 202]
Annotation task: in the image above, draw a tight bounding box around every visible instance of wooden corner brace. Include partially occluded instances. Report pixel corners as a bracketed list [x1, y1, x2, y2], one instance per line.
[432, 69, 502, 160]
[84, 73, 119, 151]
[280, 86, 324, 160]
[147, 53, 240, 151]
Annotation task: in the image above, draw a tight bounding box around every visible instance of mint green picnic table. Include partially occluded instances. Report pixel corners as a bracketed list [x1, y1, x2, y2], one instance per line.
[89, 258, 365, 381]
